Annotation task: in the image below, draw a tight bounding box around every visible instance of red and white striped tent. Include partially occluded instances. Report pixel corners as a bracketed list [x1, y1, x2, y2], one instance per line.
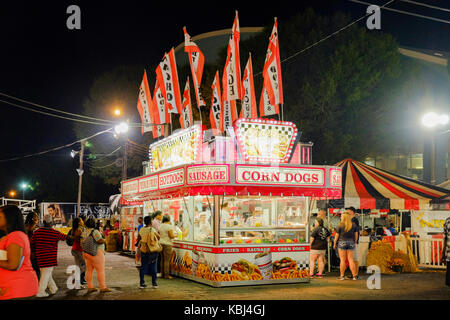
[326, 159, 449, 210]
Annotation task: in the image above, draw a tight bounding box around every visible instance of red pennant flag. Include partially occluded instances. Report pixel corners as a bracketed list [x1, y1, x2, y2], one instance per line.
[184, 27, 206, 109]
[240, 54, 257, 119]
[180, 78, 193, 129]
[259, 83, 279, 117]
[261, 18, 283, 108]
[152, 77, 169, 138]
[210, 71, 222, 131]
[137, 70, 155, 135]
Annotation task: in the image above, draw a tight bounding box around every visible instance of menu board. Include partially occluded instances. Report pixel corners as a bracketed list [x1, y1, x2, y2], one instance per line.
[149, 125, 202, 172]
[234, 118, 298, 163]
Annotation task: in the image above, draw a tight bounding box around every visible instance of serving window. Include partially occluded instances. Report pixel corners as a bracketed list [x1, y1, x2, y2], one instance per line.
[219, 196, 308, 245]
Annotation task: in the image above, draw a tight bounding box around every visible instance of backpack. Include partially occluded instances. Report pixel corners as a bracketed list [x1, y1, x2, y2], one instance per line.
[66, 228, 74, 246]
[81, 230, 98, 256]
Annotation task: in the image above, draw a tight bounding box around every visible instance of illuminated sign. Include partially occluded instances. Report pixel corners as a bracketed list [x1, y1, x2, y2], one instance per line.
[234, 118, 298, 163]
[122, 180, 139, 195]
[149, 125, 202, 172]
[330, 168, 342, 187]
[139, 175, 159, 193]
[186, 164, 230, 185]
[235, 165, 325, 186]
[158, 168, 185, 189]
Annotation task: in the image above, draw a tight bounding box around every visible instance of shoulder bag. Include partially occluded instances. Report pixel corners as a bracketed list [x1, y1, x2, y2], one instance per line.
[66, 228, 74, 247]
[148, 229, 162, 253]
[81, 230, 98, 256]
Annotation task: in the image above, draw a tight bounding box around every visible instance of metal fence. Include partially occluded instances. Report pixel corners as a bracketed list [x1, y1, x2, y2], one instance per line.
[411, 238, 446, 269]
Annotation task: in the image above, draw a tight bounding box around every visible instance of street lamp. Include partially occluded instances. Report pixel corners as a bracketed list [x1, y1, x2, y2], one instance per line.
[20, 183, 28, 199]
[421, 112, 449, 184]
[114, 122, 129, 180]
[9, 190, 16, 198]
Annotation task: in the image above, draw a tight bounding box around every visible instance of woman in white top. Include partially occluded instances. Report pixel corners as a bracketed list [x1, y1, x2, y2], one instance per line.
[158, 215, 175, 279]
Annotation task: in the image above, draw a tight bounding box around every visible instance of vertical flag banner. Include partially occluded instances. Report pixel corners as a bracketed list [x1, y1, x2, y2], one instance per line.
[240, 54, 257, 118]
[259, 84, 278, 117]
[153, 78, 168, 138]
[183, 27, 206, 109]
[220, 100, 238, 132]
[261, 18, 283, 109]
[222, 11, 242, 102]
[156, 49, 182, 115]
[180, 77, 193, 129]
[136, 70, 154, 134]
[210, 71, 222, 131]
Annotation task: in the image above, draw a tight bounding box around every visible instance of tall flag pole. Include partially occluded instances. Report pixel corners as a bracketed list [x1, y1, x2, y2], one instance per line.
[210, 71, 222, 132]
[259, 17, 283, 119]
[183, 26, 206, 124]
[240, 53, 257, 119]
[180, 77, 193, 129]
[137, 70, 155, 135]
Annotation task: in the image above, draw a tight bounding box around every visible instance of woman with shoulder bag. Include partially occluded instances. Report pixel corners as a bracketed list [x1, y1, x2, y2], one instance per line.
[69, 217, 86, 286]
[138, 216, 160, 289]
[81, 217, 111, 293]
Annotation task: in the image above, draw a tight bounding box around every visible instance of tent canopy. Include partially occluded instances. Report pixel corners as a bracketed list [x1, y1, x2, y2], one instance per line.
[326, 159, 449, 210]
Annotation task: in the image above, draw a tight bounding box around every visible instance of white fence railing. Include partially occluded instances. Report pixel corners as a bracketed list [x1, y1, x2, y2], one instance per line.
[411, 238, 446, 269]
[0, 197, 36, 212]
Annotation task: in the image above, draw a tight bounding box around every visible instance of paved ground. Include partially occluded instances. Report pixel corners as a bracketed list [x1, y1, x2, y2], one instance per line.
[32, 244, 450, 300]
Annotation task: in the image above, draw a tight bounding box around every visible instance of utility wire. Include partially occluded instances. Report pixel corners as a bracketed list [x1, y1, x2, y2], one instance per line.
[399, 0, 450, 12]
[85, 160, 119, 169]
[254, 0, 396, 77]
[349, 0, 450, 24]
[0, 128, 113, 162]
[0, 92, 116, 123]
[0, 99, 115, 126]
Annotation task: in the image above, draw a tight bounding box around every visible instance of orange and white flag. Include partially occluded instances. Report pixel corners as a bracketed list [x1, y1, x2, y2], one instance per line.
[259, 83, 279, 117]
[155, 48, 182, 114]
[220, 100, 238, 132]
[210, 71, 222, 131]
[152, 77, 169, 138]
[180, 78, 193, 129]
[222, 11, 242, 102]
[261, 18, 283, 108]
[184, 27, 206, 109]
[240, 54, 257, 119]
[136, 70, 155, 135]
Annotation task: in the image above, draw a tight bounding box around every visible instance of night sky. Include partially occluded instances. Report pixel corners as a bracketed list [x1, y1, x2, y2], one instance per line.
[1, 0, 449, 200]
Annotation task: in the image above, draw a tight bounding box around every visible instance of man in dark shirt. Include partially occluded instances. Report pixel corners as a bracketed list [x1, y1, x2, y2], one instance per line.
[346, 207, 360, 279]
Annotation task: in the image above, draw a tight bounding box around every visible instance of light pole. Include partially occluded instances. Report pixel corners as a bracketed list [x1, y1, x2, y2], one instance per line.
[20, 183, 28, 199]
[114, 122, 129, 181]
[74, 140, 86, 217]
[421, 112, 449, 184]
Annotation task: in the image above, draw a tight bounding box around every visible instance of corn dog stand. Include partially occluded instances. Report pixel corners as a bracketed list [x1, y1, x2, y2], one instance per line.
[121, 119, 342, 287]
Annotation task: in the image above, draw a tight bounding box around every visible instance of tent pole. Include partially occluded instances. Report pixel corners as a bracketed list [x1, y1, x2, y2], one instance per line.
[327, 207, 331, 273]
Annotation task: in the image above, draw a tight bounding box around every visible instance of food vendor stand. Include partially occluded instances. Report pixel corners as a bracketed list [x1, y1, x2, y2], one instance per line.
[121, 119, 342, 287]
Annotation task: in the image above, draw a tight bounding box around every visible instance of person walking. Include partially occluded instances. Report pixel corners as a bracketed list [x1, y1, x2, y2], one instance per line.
[24, 211, 40, 280]
[138, 215, 160, 288]
[442, 216, 450, 287]
[309, 217, 331, 278]
[0, 205, 39, 300]
[30, 214, 67, 297]
[159, 215, 175, 279]
[81, 217, 112, 293]
[152, 211, 163, 276]
[69, 217, 86, 286]
[333, 212, 359, 281]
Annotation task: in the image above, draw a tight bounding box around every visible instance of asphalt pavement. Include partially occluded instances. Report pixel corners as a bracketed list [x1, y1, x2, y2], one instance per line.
[31, 243, 450, 300]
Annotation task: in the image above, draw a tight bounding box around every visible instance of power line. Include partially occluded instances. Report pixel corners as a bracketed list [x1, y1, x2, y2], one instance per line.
[399, 0, 450, 12]
[0, 99, 114, 126]
[85, 160, 119, 169]
[254, 0, 396, 77]
[0, 92, 116, 123]
[349, 0, 450, 24]
[0, 128, 114, 162]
